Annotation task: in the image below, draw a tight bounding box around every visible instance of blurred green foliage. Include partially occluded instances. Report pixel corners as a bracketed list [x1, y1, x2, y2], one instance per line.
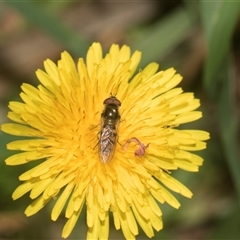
[6, 1, 89, 57]
[200, 1, 240, 205]
[1, 1, 240, 239]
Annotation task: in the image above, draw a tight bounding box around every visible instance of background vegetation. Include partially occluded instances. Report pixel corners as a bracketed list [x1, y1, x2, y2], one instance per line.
[0, 1, 239, 239]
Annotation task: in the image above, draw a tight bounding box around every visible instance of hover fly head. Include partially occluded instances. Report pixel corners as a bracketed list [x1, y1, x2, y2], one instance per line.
[103, 96, 121, 107]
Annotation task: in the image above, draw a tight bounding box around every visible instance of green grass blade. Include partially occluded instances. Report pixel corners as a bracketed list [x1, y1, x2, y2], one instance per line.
[200, 0, 240, 204]
[216, 57, 240, 203]
[130, 7, 195, 68]
[200, 1, 240, 98]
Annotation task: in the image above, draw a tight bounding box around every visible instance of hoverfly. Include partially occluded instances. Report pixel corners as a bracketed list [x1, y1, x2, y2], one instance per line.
[99, 96, 121, 163]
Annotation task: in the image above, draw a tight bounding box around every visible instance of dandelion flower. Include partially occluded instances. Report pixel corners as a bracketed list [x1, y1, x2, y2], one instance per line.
[1, 42, 210, 239]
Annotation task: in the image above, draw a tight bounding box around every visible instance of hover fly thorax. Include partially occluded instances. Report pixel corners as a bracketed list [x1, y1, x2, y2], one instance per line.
[99, 96, 121, 164]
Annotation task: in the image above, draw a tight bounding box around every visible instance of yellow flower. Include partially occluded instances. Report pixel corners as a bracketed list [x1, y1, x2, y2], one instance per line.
[1, 42, 209, 239]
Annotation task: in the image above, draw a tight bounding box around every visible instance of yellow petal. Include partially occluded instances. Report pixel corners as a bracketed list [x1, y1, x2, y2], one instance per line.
[146, 192, 162, 217]
[25, 196, 51, 216]
[126, 209, 138, 236]
[149, 210, 163, 231]
[21, 83, 41, 101]
[7, 139, 47, 151]
[12, 181, 35, 200]
[30, 177, 55, 199]
[51, 183, 74, 221]
[183, 130, 210, 140]
[129, 51, 141, 78]
[43, 59, 60, 85]
[1, 123, 39, 137]
[119, 211, 136, 240]
[160, 186, 180, 209]
[174, 159, 200, 172]
[99, 212, 109, 240]
[7, 112, 25, 124]
[86, 42, 102, 78]
[112, 208, 121, 230]
[173, 111, 202, 124]
[180, 141, 207, 151]
[62, 209, 82, 238]
[35, 69, 59, 94]
[119, 45, 131, 62]
[5, 151, 48, 165]
[159, 172, 193, 198]
[8, 101, 25, 113]
[131, 204, 154, 238]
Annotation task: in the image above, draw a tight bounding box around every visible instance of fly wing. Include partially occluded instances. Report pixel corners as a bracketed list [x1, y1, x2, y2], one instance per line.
[99, 125, 117, 163]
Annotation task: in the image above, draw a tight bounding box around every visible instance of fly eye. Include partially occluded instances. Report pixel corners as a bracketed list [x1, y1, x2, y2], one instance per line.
[103, 98, 111, 105]
[103, 96, 121, 106]
[115, 99, 121, 106]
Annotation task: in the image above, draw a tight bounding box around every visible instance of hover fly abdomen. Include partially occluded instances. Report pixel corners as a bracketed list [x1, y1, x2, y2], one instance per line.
[99, 96, 121, 164]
